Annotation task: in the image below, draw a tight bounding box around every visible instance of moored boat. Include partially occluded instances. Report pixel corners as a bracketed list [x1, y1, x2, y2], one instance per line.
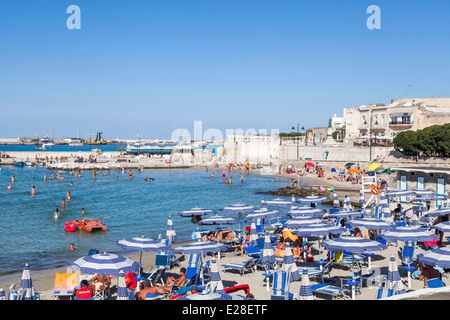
[70, 218, 108, 232]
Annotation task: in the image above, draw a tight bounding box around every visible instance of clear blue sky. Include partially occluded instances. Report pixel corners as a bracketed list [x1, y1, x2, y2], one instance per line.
[1, 0, 449, 139]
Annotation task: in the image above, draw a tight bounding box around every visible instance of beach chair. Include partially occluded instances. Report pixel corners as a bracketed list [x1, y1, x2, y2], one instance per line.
[332, 251, 365, 271]
[146, 292, 164, 300]
[221, 258, 260, 276]
[310, 283, 348, 300]
[401, 241, 416, 264]
[271, 271, 294, 300]
[54, 272, 79, 300]
[297, 266, 331, 284]
[143, 253, 171, 285]
[184, 253, 202, 287]
[426, 278, 445, 288]
[340, 270, 363, 295]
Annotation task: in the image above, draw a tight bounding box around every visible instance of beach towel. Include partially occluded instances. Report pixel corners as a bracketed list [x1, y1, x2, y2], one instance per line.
[54, 273, 79, 291]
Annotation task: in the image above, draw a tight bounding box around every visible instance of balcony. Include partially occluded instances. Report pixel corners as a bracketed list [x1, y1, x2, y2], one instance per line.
[389, 121, 413, 127]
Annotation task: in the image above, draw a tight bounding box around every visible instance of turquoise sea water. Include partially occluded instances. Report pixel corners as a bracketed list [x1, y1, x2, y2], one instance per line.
[0, 166, 299, 275]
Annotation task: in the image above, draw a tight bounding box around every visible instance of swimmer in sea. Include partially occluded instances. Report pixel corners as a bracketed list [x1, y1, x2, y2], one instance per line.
[44, 174, 48, 182]
[81, 208, 85, 216]
[11, 175, 15, 183]
[31, 186, 36, 197]
[7, 185, 12, 190]
[53, 208, 60, 219]
[61, 199, 68, 209]
[68, 243, 77, 251]
[66, 189, 71, 200]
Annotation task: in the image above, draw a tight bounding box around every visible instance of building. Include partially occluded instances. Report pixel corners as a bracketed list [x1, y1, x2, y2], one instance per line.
[343, 97, 450, 145]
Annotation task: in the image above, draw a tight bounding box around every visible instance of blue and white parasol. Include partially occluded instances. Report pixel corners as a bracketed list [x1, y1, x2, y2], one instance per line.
[296, 193, 329, 204]
[116, 236, 171, 264]
[196, 214, 237, 226]
[283, 243, 300, 281]
[261, 235, 275, 266]
[209, 259, 225, 294]
[17, 264, 37, 300]
[221, 203, 256, 213]
[287, 207, 325, 217]
[283, 217, 322, 229]
[298, 269, 314, 300]
[379, 226, 438, 243]
[69, 252, 142, 276]
[386, 256, 406, 295]
[244, 208, 280, 221]
[179, 207, 216, 217]
[263, 197, 295, 207]
[116, 271, 129, 300]
[166, 216, 177, 244]
[417, 247, 450, 268]
[350, 218, 394, 231]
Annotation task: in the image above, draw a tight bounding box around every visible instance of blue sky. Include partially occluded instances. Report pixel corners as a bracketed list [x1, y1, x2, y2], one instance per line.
[1, 0, 449, 139]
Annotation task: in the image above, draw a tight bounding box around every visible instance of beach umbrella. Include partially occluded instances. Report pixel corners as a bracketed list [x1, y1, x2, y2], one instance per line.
[343, 195, 352, 210]
[209, 259, 225, 294]
[296, 193, 329, 204]
[385, 190, 414, 199]
[366, 171, 381, 175]
[172, 241, 229, 255]
[380, 227, 439, 243]
[328, 210, 365, 219]
[381, 168, 396, 174]
[179, 207, 216, 217]
[17, 264, 36, 300]
[417, 247, 450, 268]
[425, 207, 450, 218]
[345, 162, 355, 167]
[221, 203, 256, 213]
[292, 222, 346, 237]
[298, 269, 314, 300]
[283, 243, 300, 281]
[283, 217, 322, 229]
[287, 207, 324, 217]
[69, 252, 142, 300]
[349, 218, 394, 231]
[430, 221, 450, 233]
[165, 216, 177, 245]
[261, 235, 275, 267]
[386, 256, 406, 296]
[321, 237, 387, 273]
[116, 271, 129, 300]
[262, 197, 295, 207]
[379, 191, 389, 208]
[305, 162, 315, 167]
[359, 188, 365, 205]
[368, 163, 379, 172]
[410, 189, 434, 197]
[70, 252, 142, 276]
[116, 236, 171, 264]
[244, 208, 280, 221]
[0, 288, 5, 300]
[196, 214, 237, 226]
[347, 169, 360, 174]
[248, 221, 258, 247]
[175, 292, 247, 300]
[332, 190, 340, 208]
[331, 168, 337, 172]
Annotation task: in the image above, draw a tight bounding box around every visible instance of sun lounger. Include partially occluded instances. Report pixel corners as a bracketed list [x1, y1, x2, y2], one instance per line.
[310, 283, 348, 300]
[222, 258, 260, 276]
[271, 271, 294, 300]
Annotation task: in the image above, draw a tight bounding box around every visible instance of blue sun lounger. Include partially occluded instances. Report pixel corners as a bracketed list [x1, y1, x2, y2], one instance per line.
[310, 283, 348, 300]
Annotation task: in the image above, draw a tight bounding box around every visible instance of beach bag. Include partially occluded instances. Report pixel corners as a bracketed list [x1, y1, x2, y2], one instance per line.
[334, 251, 343, 262]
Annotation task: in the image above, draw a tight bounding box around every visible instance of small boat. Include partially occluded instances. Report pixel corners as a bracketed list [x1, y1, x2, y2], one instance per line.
[71, 218, 108, 232]
[12, 162, 25, 167]
[36, 146, 46, 150]
[24, 161, 35, 166]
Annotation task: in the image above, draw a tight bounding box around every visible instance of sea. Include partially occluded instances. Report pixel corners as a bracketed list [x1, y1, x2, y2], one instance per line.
[0, 144, 129, 153]
[0, 164, 316, 276]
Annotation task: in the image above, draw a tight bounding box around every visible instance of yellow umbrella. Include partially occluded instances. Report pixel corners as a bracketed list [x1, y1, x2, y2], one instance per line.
[368, 163, 379, 171]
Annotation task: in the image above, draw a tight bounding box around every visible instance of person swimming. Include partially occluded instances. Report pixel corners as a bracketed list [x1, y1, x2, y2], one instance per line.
[61, 199, 68, 209]
[31, 186, 36, 197]
[53, 208, 60, 220]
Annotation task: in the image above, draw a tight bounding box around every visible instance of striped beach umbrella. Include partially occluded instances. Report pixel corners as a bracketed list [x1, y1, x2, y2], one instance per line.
[417, 247, 450, 268]
[333, 190, 340, 208]
[328, 210, 366, 219]
[176, 292, 247, 300]
[172, 241, 229, 255]
[70, 252, 142, 276]
[386, 190, 414, 199]
[283, 243, 300, 281]
[379, 191, 389, 208]
[386, 256, 406, 295]
[379, 227, 438, 243]
[0, 288, 5, 300]
[292, 222, 346, 237]
[287, 207, 325, 217]
[359, 188, 365, 205]
[116, 271, 129, 300]
[350, 218, 394, 231]
[244, 208, 280, 221]
[430, 221, 450, 233]
[410, 189, 434, 197]
[321, 236, 387, 253]
[196, 214, 237, 226]
[426, 207, 450, 218]
[17, 264, 36, 300]
[222, 203, 256, 213]
[298, 269, 314, 300]
[166, 216, 177, 244]
[296, 193, 329, 204]
[209, 259, 225, 294]
[283, 217, 322, 229]
[263, 197, 295, 207]
[261, 235, 275, 267]
[179, 207, 216, 217]
[116, 236, 171, 264]
[248, 221, 258, 247]
[343, 195, 352, 210]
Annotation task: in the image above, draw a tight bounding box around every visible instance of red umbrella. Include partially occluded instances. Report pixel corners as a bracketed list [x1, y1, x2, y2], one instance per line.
[305, 162, 315, 167]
